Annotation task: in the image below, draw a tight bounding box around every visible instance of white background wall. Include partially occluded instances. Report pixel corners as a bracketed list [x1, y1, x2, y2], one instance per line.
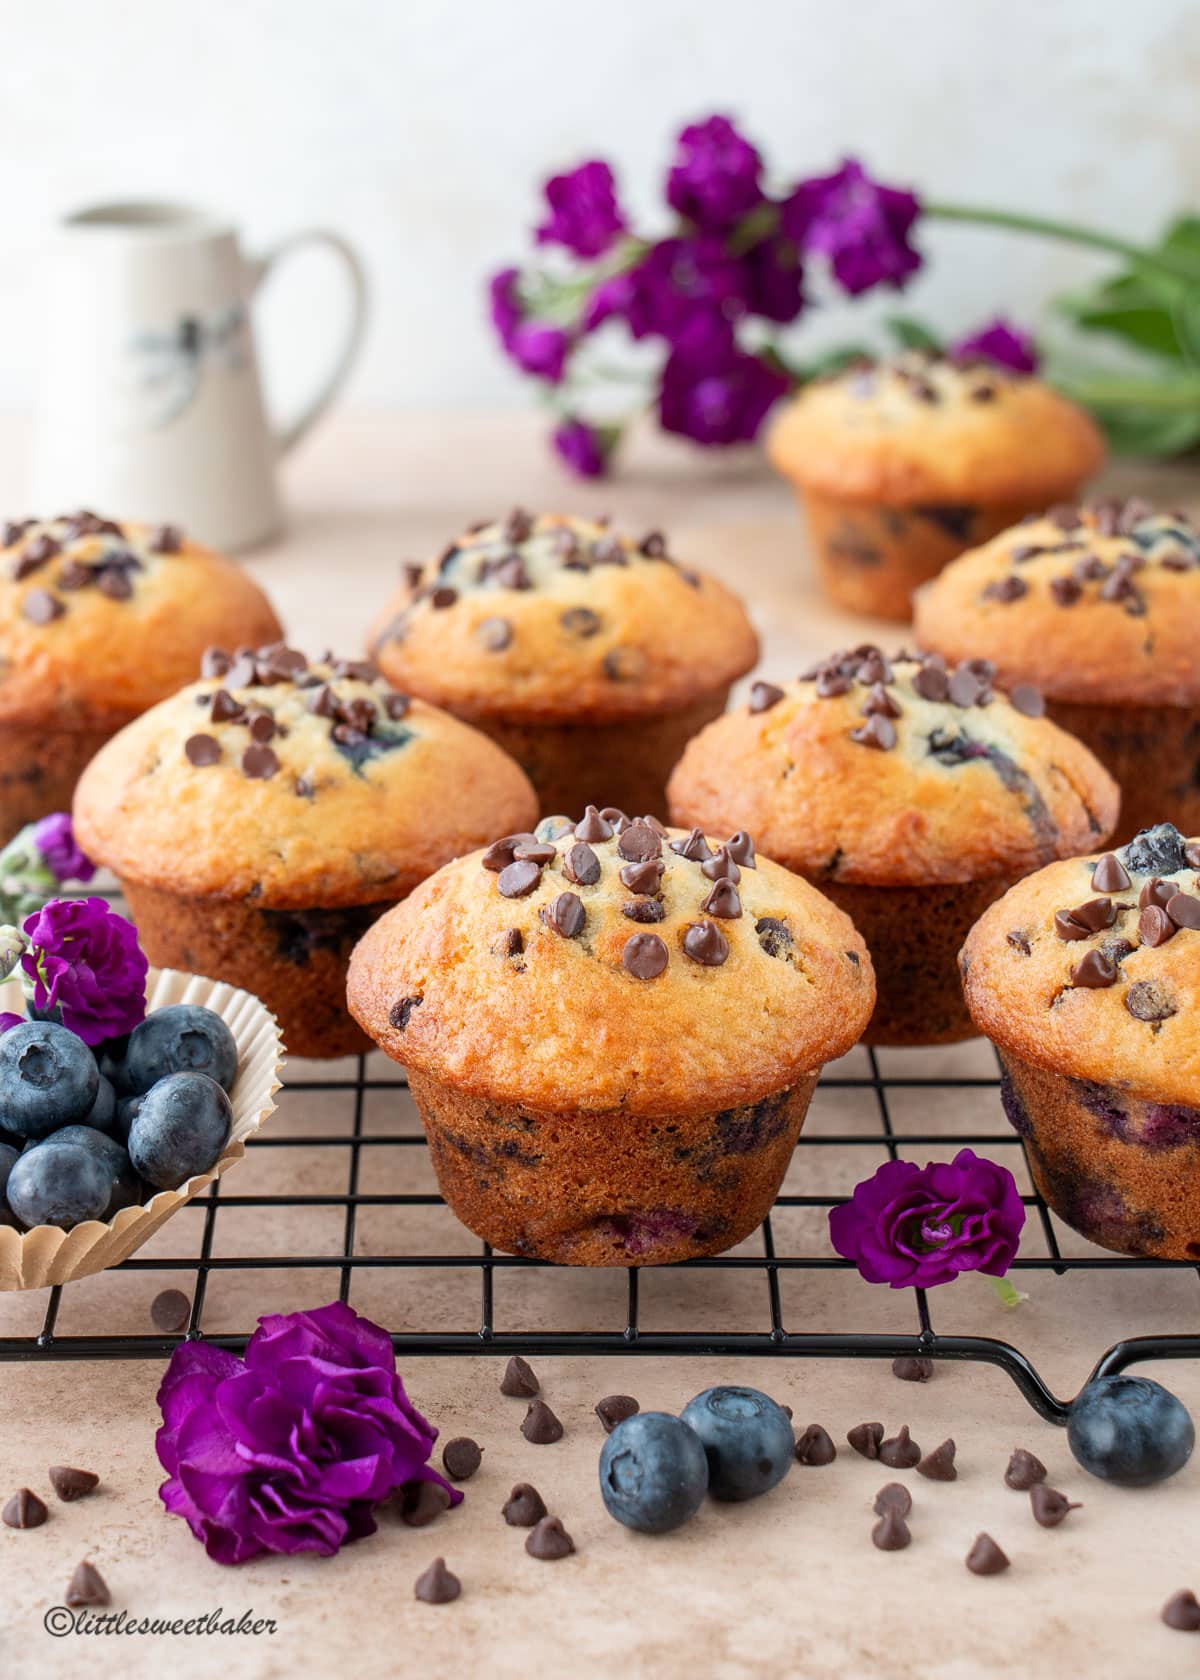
[1, 0, 1196, 418]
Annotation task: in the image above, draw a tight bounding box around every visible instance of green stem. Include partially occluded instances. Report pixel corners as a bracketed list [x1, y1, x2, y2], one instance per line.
[927, 202, 1200, 286]
[1054, 372, 1200, 409]
[986, 1274, 1027, 1310]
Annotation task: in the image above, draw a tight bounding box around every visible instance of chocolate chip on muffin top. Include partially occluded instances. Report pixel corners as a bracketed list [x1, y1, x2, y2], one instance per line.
[3, 512, 184, 623]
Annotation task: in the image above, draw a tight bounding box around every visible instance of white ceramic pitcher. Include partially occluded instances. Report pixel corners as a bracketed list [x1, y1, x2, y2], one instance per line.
[32, 199, 368, 551]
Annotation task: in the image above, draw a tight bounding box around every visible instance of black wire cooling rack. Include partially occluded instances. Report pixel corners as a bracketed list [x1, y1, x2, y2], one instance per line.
[2, 1047, 1197, 1424]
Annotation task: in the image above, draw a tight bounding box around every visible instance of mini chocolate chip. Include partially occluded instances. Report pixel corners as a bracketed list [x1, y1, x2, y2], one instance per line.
[563, 842, 600, 886]
[441, 1437, 483, 1482]
[48, 1467, 99, 1503]
[863, 682, 902, 719]
[490, 553, 532, 591]
[246, 710, 276, 743]
[912, 663, 950, 702]
[1139, 905, 1175, 948]
[561, 606, 601, 637]
[56, 561, 93, 590]
[622, 900, 664, 923]
[794, 1424, 837, 1466]
[892, 1356, 934, 1383]
[700, 880, 742, 919]
[701, 848, 740, 883]
[429, 586, 458, 609]
[399, 1479, 451, 1527]
[3, 1489, 47, 1529]
[481, 832, 537, 872]
[241, 743, 279, 780]
[210, 688, 243, 724]
[521, 1400, 564, 1444]
[850, 714, 897, 750]
[1092, 853, 1131, 893]
[725, 831, 756, 868]
[500, 1355, 539, 1397]
[1139, 876, 1177, 911]
[879, 1426, 921, 1469]
[1030, 1484, 1080, 1528]
[477, 616, 513, 651]
[682, 920, 729, 966]
[639, 530, 668, 557]
[502, 1482, 548, 1526]
[872, 1509, 912, 1551]
[97, 566, 133, 600]
[815, 669, 852, 698]
[148, 523, 182, 553]
[1124, 980, 1177, 1022]
[670, 827, 712, 862]
[513, 840, 556, 865]
[307, 684, 337, 718]
[21, 587, 64, 624]
[600, 807, 630, 831]
[1167, 891, 1200, 930]
[592, 534, 627, 566]
[1162, 1589, 1200, 1632]
[873, 1483, 911, 1517]
[1004, 1448, 1046, 1490]
[150, 1288, 191, 1333]
[750, 681, 785, 714]
[1071, 949, 1118, 987]
[1050, 575, 1083, 606]
[65, 1561, 110, 1607]
[184, 733, 221, 767]
[574, 805, 614, 843]
[917, 1439, 957, 1481]
[619, 858, 663, 893]
[617, 821, 662, 862]
[414, 1556, 461, 1603]
[503, 507, 534, 544]
[847, 1422, 884, 1460]
[1009, 684, 1045, 718]
[385, 692, 410, 721]
[603, 646, 646, 683]
[983, 575, 1028, 603]
[200, 646, 231, 678]
[1073, 554, 1109, 582]
[947, 667, 987, 708]
[595, 1395, 640, 1434]
[623, 932, 669, 979]
[389, 995, 423, 1031]
[1048, 503, 1080, 530]
[497, 859, 542, 898]
[542, 891, 585, 938]
[965, 1534, 1009, 1576]
[525, 1515, 575, 1560]
[1056, 898, 1117, 940]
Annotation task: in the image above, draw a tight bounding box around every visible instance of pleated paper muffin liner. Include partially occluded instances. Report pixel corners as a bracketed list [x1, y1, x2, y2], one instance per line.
[0, 966, 283, 1291]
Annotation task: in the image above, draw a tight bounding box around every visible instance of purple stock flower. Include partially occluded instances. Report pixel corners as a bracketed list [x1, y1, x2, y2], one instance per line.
[0, 1012, 21, 1034]
[553, 418, 608, 478]
[667, 114, 764, 232]
[742, 232, 806, 324]
[584, 237, 747, 341]
[951, 316, 1039, 374]
[489, 267, 570, 383]
[829, 1148, 1025, 1289]
[20, 897, 147, 1046]
[31, 812, 95, 884]
[658, 319, 788, 447]
[536, 159, 626, 258]
[156, 1303, 461, 1564]
[489, 267, 523, 340]
[785, 157, 922, 295]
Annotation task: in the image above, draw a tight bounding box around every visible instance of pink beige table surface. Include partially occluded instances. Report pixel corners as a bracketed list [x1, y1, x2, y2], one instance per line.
[0, 415, 1197, 1680]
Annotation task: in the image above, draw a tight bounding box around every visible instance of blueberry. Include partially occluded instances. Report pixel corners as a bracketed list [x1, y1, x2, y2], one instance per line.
[114, 1094, 143, 1144]
[98, 1033, 132, 1095]
[1068, 1374, 1195, 1487]
[0, 1021, 99, 1139]
[1122, 823, 1188, 878]
[37, 1125, 142, 1218]
[0, 1140, 19, 1228]
[679, 1386, 795, 1502]
[123, 1007, 239, 1096]
[127, 1073, 232, 1190]
[6, 1140, 112, 1229]
[599, 1412, 709, 1533]
[81, 1075, 117, 1138]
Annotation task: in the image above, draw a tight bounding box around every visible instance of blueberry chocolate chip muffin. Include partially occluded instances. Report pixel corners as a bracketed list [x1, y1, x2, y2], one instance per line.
[73, 645, 538, 1058]
[667, 645, 1119, 1045]
[962, 822, 1200, 1258]
[914, 497, 1200, 845]
[766, 353, 1104, 621]
[0, 512, 282, 842]
[367, 510, 759, 817]
[346, 808, 874, 1264]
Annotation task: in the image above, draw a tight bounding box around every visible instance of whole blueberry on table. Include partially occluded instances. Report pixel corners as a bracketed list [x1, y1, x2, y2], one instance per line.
[123, 1006, 238, 1096]
[0, 1140, 19, 1227]
[599, 1412, 709, 1534]
[37, 1125, 141, 1218]
[680, 1386, 794, 1502]
[6, 1138, 112, 1229]
[0, 1020, 99, 1139]
[1067, 1374, 1194, 1486]
[127, 1072, 232, 1190]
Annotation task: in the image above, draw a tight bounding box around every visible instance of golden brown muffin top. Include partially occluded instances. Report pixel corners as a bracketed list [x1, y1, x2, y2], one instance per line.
[962, 822, 1200, 1105]
[347, 809, 874, 1115]
[368, 509, 759, 723]
[913, 499, 1200, 705]
[667, 645, 1119, 887]
[73, 644, 538, 909]
[0, 512, 282, 725]
[766, 352, 1105, 504]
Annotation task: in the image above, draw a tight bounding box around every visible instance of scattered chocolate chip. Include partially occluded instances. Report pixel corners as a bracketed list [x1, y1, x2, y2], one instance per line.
[429, 586, 458, 609]
[65, 1560, 110, 1607]
[983, 575, 1028, 603]
[562, 842, 600, 887]
[542, 891, 585, 938]
[794, 1424, 837, 1466]
[848, 1422, 884, 1460]
[561, 606, 601, 637]
[592, 534, 627, 567]
[55, 561, 93, 590]
[670, 827, 713, 862]
[414, 1556, 461, 1603]
[850, 714, 897, 751]
[150, 1288, 191, 1333]
[1049, 576, 1083, 607]
[48, 1467, 99, 1503]
[385, 692, 410, 721]
[96, 565, 133, 600]
[1, 518, 32, 548]
[1167, 891, 1200, 930]
[873, 1483, 911, 1517]
[525, 1515, 575, 1560]
[623, 932, 669, 979]
[200, 646, 232, 679]
[184, 733, 221, 767]
[595, 1395, 639, 1434]
[1139, 877, 1176, 912]
[1047, 504, 1080, 531]
[639, 530, 668, 557]
[503, 507, 534, 544]
[1070, 950, 1118, 988]
[682, 920, 730, 966]
[863, 682, 902, 719]
[241, 743, 279, 780]
[750, 681, 785, 714]
[500, 1355, 539, 1398]
[879, 1426, 921, 1469]
[441, 1437, 483, 1482]
[1125, 980, 1177, 1023]
[148, 523, 182, 554]
[917, 1439, 957, 1482]
[1007, 931, 1031, 955]
[892, 1356, 934, 1383]
[1004, 1448, 1046, 1491]
[398, 1478, 451, 1527]
[573, 806, 613, 844]
[947, 666, 988, 708]
[388, 995, 423, 1031]
[502, 1482, 547, 1527]
[21, 587, 64, 624]
[700, 880, 742, 919]
[617, 820, 662, 862]
[965, 1534, 1009, 1576]
[1030, 1484, 1079, 1528]
[1055, 898, 1117, 941]
[872, 1509, 912, 1551]
[490, 554, 531, 591]
[815, 668, 852, 698]
[1092, 853, 1131, 893]
[497, 859, 542, 899]
[1162, 1589, 1200, 1632]
[3, 1489, 47, 1529]
[724, 831, 756, 868]
[1138, 905, 1175, 948]
[476, 616, 512, 652]
[521, 1401, 563, 1444]
[512, 840, 556, 867]
[913, 662, 950, 702]
[701, 847, 740, 883]
[1008, 684, 1045, 718]
[619, 858, 663, 894]
[209, 688, 243, 724]
[603, 647, 646, 682]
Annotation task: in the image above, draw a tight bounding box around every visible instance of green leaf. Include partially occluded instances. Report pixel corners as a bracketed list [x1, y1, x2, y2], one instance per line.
[1161, 214, 1200, 259]
[884, 314, 942, 352]
[1096, 406, 1200, 457]
[1056, 273, 1188, 359]
[793, 343, 876, 382]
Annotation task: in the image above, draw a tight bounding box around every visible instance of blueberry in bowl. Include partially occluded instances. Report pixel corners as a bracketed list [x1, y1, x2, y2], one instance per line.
[679, 1385, 794, 1502]
[127, 1072, 233, 1191]
[0, 1140, 19, 1228]
[599, 1412, 709, 1533]
[6, 1138, 113, 1230]
[34, 1125, 142, 1219]
[0, 1020, 99, 1140]
[1067, 1374, 1194, 1486]
[122, 1005, 239, 1095]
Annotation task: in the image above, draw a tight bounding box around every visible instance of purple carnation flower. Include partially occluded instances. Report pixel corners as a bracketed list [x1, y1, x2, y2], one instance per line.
[20, 897, 147, 1046]
[667, 114, 764, 232]
[489, 266, 523, 340]
[488, 267, 570, 383]
[553, 418, 608, 478]
[950, 316, 1039, 374]
[742, 232, 807, 324]
[31, 812, 95, 884]
[156, 1303, 461, 1564]
[785, 157, 922, 296]
[536, 159, 626, 259]
[659, 319, 788, 447]
[0, 1012, 21, 1034]
[584, 236, 747, 342]
[829, 1148, 1025, 1289]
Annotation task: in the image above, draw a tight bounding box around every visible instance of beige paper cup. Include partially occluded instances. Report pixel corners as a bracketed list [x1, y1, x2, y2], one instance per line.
[0, 966, 283, 1290]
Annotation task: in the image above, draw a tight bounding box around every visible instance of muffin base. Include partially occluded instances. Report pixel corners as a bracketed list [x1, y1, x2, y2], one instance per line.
[820, 876, 1016, 1045]
[120, 881, 392, 1059]
[460, 690, 731, 820]
[0, 718, 123, 844]
[1045, 698, 1200, 847]
[998, 1051, 1200, 1259]
[799, 493, 1049, 622]
[406, 1067, 820, 1265]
